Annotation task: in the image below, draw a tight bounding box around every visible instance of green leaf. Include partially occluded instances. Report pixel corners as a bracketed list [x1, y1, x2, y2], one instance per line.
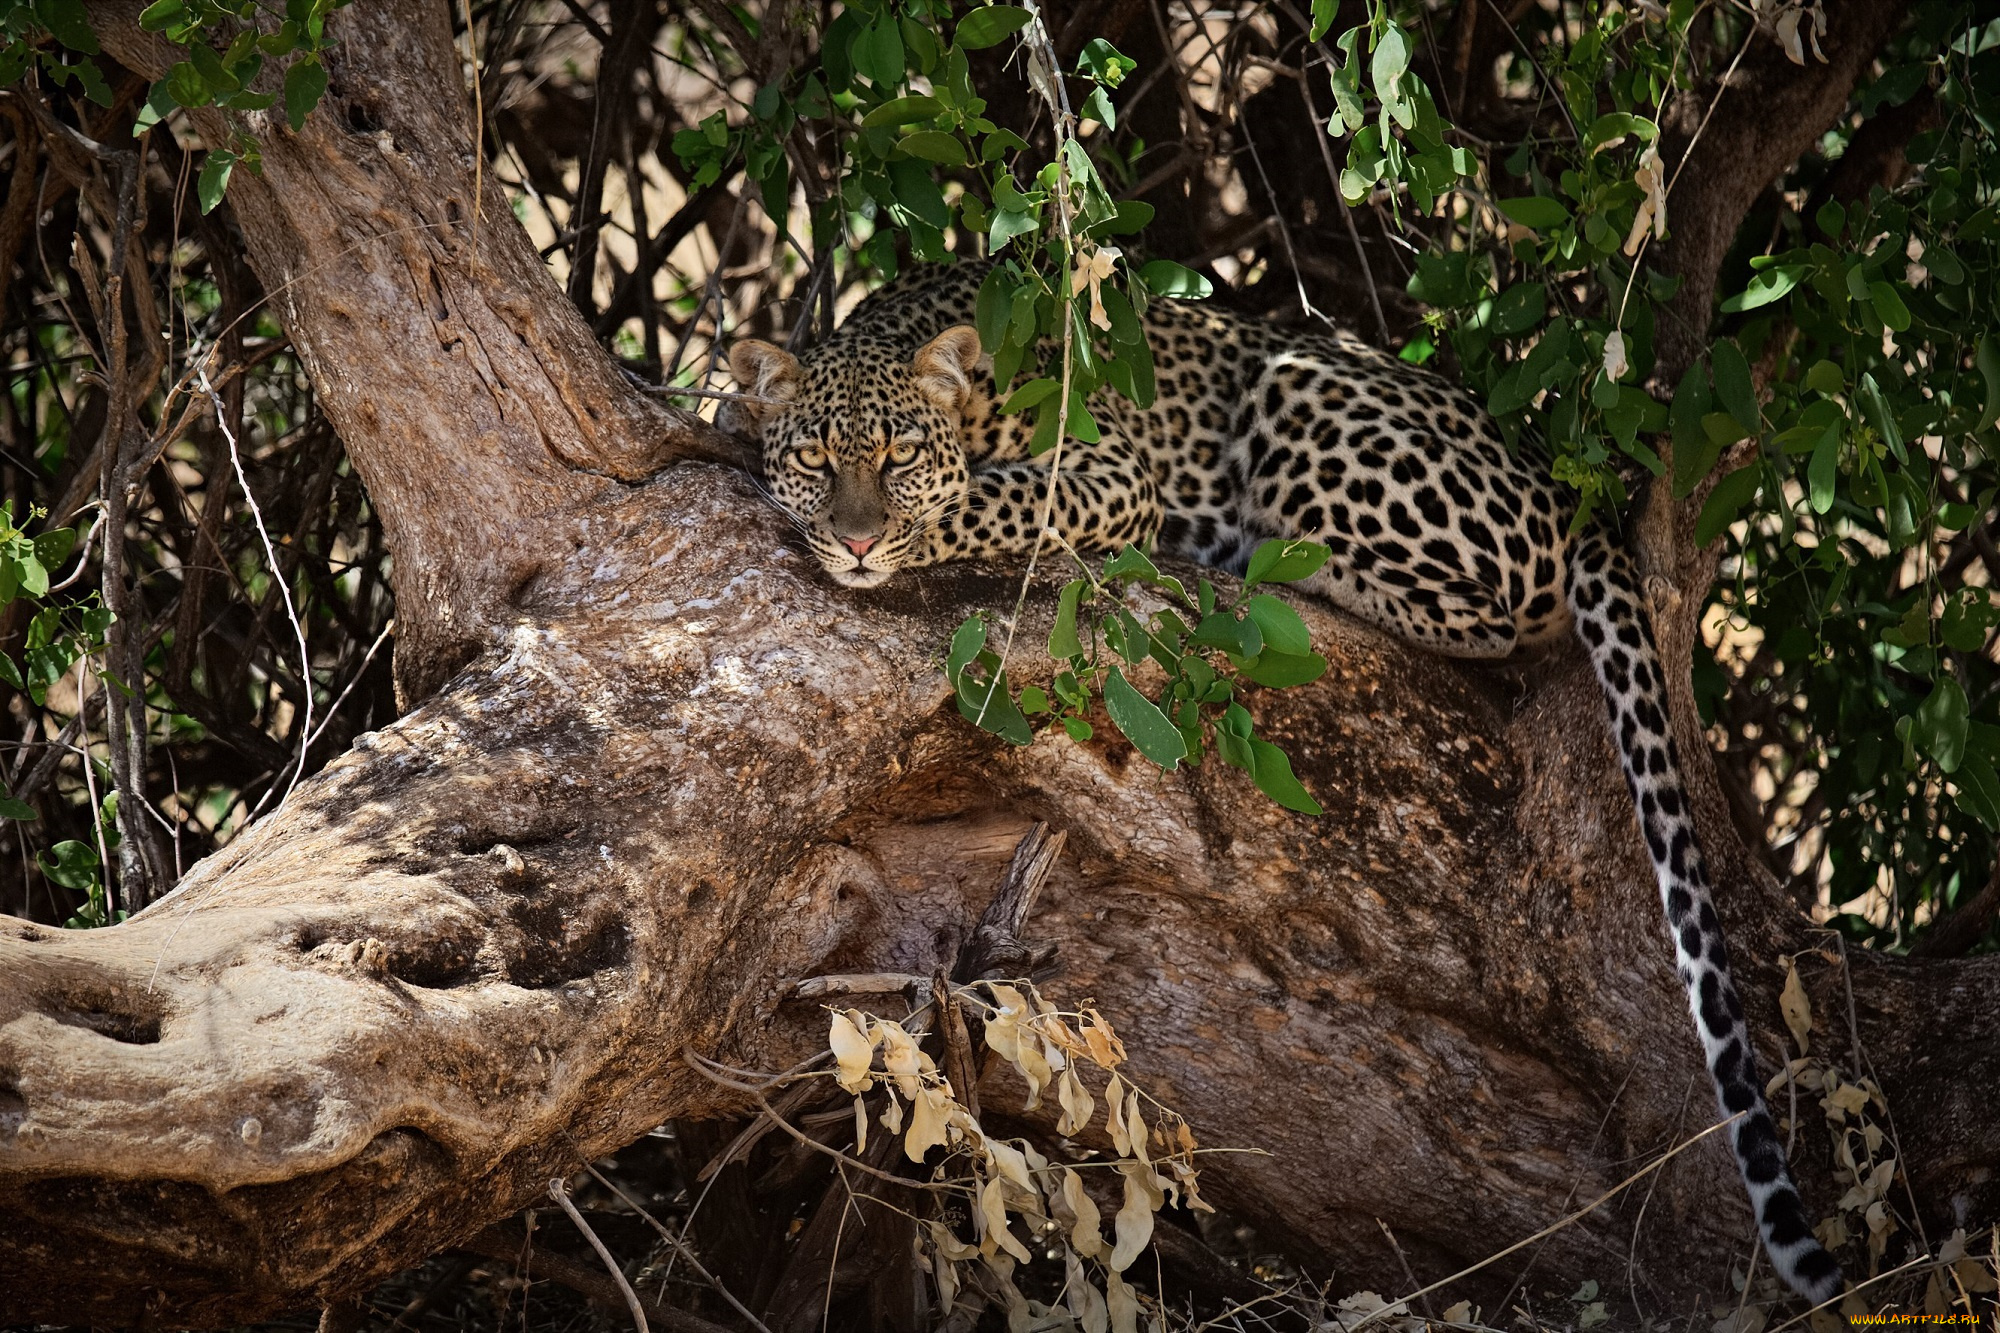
[1243, 594, 1310, 656]
[1368, 24, 1409, 97]
[1807, 428, 1838, 514]
[1049, 579, 1086, 659]
[897, 130, 966, 164]
[1582, 111, 1657, 155]
[1868, 280, 1912, 332]
[1711, 337, 1759, 436]
[188, 41, 238, 93]
[1103, 666, 1186, 770]
[1248, 736, 1321, 814]
[955, 5, 1032, 50]
[137, 0, 187, 30]
[1693, 465, 1760, 548]
[1497, 196, 1570, 231]
[1975, 334, 2000, 434]
[1080, 84, 1116, 132]
[947, 614, 987, 679]
[0, 797, 34, 821]
[855, 16, 906, 88]
[1076, 37, 1135, 86]
[861, 94, 944, 128]
[1858, 372, 1906, 464]
[999, 376, 1060, 414]
[1664, 364, 1712, 498]
[988, 207, 1038, 250]
[33, 0, 99, 52]
[1238, 650, 1327, 688]
[1138, 259, 1210, 299]
[888, 158, 949, 229]
[1189, 611, 1261, 658]
[956, 672, 1034, 746]
[197, 149, 235, 215]
[975, 266, 1013, 351]
[284, 55, 327, 132]
[1093, 200, 1153, 237]
[1100, 544, 1161, 584]
[165, 59, 209, 109]
[1719, 265, 1803, 312]
[1061, 716, 1094, 741]
[32, 527, 74, 571]
[1917, 676, 1970, 773]
[1243, 539, 1330, 587]
[1490, 282, 1545, 336]
[1805, 358, 1844, 397]
[38, 839, 100, 891]
[1953, 753, 2000, 830]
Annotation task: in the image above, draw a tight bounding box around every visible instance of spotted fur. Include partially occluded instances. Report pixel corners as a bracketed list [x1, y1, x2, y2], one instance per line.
[728, 261, 1843, 1303]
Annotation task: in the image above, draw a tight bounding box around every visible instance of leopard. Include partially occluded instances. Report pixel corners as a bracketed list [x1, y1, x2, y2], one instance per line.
[725, 259, 1844, 1304]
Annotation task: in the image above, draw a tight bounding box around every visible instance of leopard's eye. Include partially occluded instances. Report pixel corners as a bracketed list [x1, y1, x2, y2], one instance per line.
[887, 438, 921, 467]
[791, 446, 829, 473]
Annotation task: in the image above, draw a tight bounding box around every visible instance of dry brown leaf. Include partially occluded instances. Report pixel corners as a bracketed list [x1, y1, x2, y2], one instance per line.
[853, 1094, 868, 1155]
[1126, 1089, 1150, 1167]
[1056, 1064, 1096, 1137]
[1765, 1056, 1813, 1098]
[1603, 330, 1629, 382]
[1016, 1029, 1053, 1111]
[1825, 1081, 1869, 1121]
[979, 1175, 1033, 1264]
[984, 984, 1029, 1065]
[1781, 958, 1813, 1055]
[877, 1018, 924, 1098]
[905, 1084, 951, 1162]
[1776, 7, 1806, 64]
[1107, 1163, 1156, 1271]
[1623, 145, 1667, 255]
[1106, 1271, 1142, 1333]
[830, 1009, 875, 1093]
[929, 1218, 979, 1262]
[986, 1137, 1036, 1197]
[1081, 1009, 1127, 1068]
[1060, 1166, 1106, 1258]
[1066, 1251, 1110, 1333]
[1106, 1072, 1131, 1155]
[1441, 1301, 1474, 1325]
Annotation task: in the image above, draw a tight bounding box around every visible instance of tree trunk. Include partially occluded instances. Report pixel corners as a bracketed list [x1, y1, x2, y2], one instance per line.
[1, 3, 1994, 1326]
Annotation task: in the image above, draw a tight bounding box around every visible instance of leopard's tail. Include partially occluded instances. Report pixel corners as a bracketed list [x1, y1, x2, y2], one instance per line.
[1565, 527, 1843, 1305]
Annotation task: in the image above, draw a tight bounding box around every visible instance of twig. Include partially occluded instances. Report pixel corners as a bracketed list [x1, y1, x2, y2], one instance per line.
[1345, 1111, 1748, 1330]
[581, 1164, 774, 1333]
[795, 971, 931, 999]
[973, 0, 1079, 736]
[1833, 931, 1932, 1256]
[681, 1047, 954, 1193]
[549, 1178, 648, 1333]
[1273, 0, 1392, 344]
[200, 366, 313, 818]
[1764, 1250, 1937, 1333]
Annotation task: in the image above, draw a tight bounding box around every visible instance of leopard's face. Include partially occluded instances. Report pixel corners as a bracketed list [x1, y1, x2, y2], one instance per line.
[728, 327, 982, 588]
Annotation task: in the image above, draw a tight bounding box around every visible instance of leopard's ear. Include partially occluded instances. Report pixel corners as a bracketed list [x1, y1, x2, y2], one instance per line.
[723, 339, 802, 438]
[912, 325, 986, 414]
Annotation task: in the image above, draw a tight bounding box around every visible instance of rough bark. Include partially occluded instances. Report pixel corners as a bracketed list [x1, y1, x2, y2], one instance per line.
[1, 3, 1995, 1327]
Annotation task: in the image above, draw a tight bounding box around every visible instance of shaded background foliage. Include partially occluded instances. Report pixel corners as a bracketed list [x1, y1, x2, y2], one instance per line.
[2, 0, 1998, 1326]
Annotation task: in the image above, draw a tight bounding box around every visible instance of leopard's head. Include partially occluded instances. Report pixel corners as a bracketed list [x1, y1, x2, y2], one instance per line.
[726, 326, 983, 588]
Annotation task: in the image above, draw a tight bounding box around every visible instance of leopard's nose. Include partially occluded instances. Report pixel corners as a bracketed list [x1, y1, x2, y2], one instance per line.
[842, 535, 878, 557]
